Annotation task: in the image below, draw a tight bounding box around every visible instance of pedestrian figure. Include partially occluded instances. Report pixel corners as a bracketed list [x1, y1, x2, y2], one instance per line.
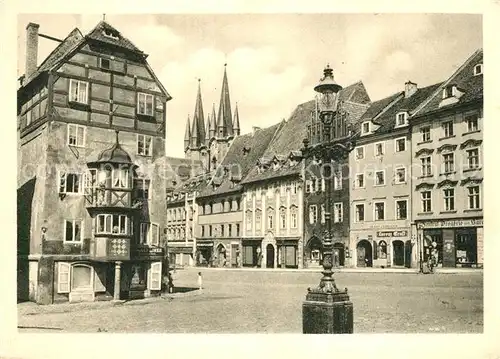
[197, 272, 203, 290]
[167, 271, 174, 293]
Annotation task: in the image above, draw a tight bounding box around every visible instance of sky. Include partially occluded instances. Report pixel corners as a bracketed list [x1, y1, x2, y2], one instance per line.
[17, 13, 482, 158]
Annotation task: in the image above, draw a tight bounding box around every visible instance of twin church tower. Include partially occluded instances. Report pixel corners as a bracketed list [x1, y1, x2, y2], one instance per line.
[184, 65, 241, 172]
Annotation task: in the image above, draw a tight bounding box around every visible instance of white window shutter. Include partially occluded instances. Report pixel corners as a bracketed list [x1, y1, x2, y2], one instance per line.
[59, 171, 66, 193]
[58, 262, 70, 293]
[149, 262, 162, 290]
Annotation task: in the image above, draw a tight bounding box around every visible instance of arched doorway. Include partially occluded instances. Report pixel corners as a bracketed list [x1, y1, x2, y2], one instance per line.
[266, 244, 275, 268]
[404, 240, 412, 268]
[393, 240, 405, 266]
[216, 243, 227, 267]
[356, 240, 372, 267]
[333, 243, 345, 267]
[306, 237, 323, 267]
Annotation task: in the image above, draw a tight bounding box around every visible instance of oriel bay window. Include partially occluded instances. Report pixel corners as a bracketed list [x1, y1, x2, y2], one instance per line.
[112, 167, 130, 188]
[96, 214, 130, 235]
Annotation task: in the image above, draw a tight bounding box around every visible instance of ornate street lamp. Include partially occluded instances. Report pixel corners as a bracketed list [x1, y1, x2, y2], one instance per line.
[302, 64, 355, 334]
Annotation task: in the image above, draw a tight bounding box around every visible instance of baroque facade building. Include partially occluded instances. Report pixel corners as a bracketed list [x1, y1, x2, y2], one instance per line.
[349, 81, 442, 268]
[17, 21, 171, 304]
[410, 49, 483, 269]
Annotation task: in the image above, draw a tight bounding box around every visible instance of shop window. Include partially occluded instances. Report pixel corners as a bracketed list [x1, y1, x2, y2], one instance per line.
[378, 241, 387, 259]
[130, 263, 148, 291]
[456, 230, 477, 265]
[71, 264, 92, 291]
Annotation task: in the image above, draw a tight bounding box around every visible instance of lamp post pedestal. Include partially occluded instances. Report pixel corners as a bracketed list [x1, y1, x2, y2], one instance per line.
[302, 233, 353, 334]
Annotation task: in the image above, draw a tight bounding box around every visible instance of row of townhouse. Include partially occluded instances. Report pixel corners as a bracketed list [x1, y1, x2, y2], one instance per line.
[166, 49, 483, 271]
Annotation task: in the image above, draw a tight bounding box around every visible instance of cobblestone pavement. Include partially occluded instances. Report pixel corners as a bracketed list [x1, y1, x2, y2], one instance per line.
[18, 269, 483, 333]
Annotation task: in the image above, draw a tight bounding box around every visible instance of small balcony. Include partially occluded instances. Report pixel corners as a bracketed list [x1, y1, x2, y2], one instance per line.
[85, 187, 144, 211]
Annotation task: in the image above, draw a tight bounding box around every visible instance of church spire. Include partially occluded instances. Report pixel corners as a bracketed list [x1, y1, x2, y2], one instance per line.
[184, 115, 191, 151]
[209, 102, 217, 139]
[191, 79, 206, 149]
[233, 102, 240, 136]
[205, 113, 211, 146]
[216, 64, 234, 138]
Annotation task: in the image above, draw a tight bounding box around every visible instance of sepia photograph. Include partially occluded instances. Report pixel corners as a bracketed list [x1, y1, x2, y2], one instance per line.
[13, 11, 487, 337]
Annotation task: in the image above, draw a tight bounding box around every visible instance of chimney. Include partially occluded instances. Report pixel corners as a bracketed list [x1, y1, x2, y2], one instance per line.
[404, 81, 417, 98]
[25, 22, 40, 80]
[252, 126, 261, 134]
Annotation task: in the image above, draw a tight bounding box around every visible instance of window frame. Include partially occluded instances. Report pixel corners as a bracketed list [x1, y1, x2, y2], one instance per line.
[96, 214, 130, 235]
[59, 171, 84, 195]
[421, 191, 432, 213]
[374, 141, 385, 156]
[395, 199, 408, 220]
[395, 112, 408, 127]
[140, 222, 160, 246]
[355, 173, 365, 189]
[290, 207, 298, 229]
[421, 156, 432, 177]
[137, 134, 153, 157]
[466, 114, 479, 133]
[467, 185, 481, 210]
[355, 146, 365, 160]
[63, 219, 84, 243]
[309, 204, 318, 224]
[420, 126, 431, 142]
[394, 137, 407, 152]
[442, 121, 454, 138]
[466, 147, 480, 170]
[442, 153, 455, 174]
[394, 167, 407, 184]
[355, 203, 365, 222]
[374, 170, 386, 186]
[68, 79, 89, 104]
[473, 63, 483, 76]
[361, 121, 371, 135]
[137, 92, 155, 116]
[373, 201, 385, 221]
[67, 124, 87, 148]
[333, 202, 343, 223]
[443, 188, 455, 211]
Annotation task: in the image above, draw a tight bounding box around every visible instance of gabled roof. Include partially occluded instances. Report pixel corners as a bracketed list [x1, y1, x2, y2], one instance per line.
[359, 92, 403, 122]
[372, 82, 443, 134]
[198, 122, 283, 198]
[25, 27, 84, 84]
[242, 81, 371, 184]
[85, 21, 143, 54]
[412, 49, 483, 117]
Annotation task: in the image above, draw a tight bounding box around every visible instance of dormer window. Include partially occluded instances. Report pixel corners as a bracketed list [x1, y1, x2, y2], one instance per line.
[442, 85, 456, 99]
[361, 121, 371, 135]
[396, 112, 408, 127]
[473, 64, 483, 76]
[103, 28, 119, 40]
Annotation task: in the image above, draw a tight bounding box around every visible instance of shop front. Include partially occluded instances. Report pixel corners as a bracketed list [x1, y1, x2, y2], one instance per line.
[241, 238, 263, 267]
[277, 238, 300, 269]
[168, 246, 194, 267]
[417, 218, 483, 268]
[195, 240, 214, 267]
